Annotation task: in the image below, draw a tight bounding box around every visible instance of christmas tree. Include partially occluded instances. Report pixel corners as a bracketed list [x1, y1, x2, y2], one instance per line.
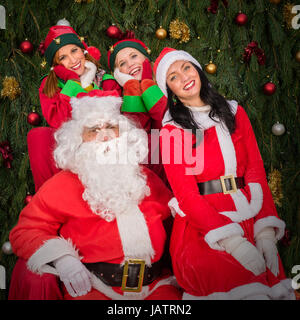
[0, 0, 299, 300]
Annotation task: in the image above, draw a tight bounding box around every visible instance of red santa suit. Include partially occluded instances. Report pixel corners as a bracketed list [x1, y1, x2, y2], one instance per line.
[160, 100, 295, 299]
[9, 166, 181, 300]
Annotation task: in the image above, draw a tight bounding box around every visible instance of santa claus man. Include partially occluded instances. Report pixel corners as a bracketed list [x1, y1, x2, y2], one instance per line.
[9, 90, 181, 300]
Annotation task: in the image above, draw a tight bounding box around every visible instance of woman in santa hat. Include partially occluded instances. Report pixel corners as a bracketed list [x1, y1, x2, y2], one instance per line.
[107, 39, 167, 180]
[9, 24, 121, 301]
[153, 48, 295, 300]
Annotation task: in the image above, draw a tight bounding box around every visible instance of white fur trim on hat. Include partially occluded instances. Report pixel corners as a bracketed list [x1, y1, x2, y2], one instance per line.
[156, 50, 202, 97]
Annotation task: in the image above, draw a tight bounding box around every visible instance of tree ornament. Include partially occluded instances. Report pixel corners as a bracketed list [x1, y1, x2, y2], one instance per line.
[0, 141, 13, 169]
[207, 0, 228, 14]
[27, 110, 41, 126]
[296, 51, 300, 63]
[156, 26, 167, 40]
[243, 41, 266, 65]
[272, 122, 285, 136]
[268, 169, 283, 207]
[106, 24, 122, 39]
[263, 81, 277, 95]
[20, 39, 34, 54]
[24, 193, 34, 205]
[235, 13, 248, 26]
[1, 76, 21, 100]
[56, 18, 71, 26]
[169, 19, 190, 43]
[205, 61, 217, 74]
[269, 0, 281, 4]
[40, 58, 47, 69]
[2, 241, 13, 255]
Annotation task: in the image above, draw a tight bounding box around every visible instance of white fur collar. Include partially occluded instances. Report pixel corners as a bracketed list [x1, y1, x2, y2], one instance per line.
[162, 100, 238, 131]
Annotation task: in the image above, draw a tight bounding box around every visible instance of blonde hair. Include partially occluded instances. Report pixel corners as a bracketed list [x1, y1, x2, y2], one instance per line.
[43, 48, 101, 98]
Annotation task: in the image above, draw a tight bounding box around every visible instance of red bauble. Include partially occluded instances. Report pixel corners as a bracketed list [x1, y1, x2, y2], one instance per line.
[24, 194, 33, 205]
[20, 40, 34, 54]
[27, 111, 41, 126]
[106, 25, 122, 39]
[263, 82, 277, 95]
[235, 13, 248, 26]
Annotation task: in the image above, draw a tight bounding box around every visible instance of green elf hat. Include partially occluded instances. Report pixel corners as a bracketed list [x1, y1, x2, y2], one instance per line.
[107, 38, 151, 71]
[43, 25, 87, 66]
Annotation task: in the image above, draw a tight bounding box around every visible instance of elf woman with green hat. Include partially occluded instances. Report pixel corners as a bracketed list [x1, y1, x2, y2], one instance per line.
[107, 38, 167, 180]
[27, 25, 121, 192]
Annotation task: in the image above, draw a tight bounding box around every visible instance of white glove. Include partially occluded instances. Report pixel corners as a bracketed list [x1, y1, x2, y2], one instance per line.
[256, 227, 279, 276]
[53, 255, 92, 297]
[219, 235, 266, 276]
[80, 61, 97, 89]
[113, 68, 135, 87]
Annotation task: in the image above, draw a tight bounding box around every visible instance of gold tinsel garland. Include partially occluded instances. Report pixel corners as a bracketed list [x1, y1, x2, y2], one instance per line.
[268, 169, 283, 207]
[1, 76, 21, 100]
[283, 2, 296, 29]
[169, 18, 190, 43]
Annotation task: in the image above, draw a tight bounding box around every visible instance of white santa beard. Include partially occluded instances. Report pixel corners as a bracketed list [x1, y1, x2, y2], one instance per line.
[72, 133, 154, 264]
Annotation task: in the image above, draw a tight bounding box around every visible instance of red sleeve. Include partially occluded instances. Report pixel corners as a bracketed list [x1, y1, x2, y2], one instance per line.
[236, 106, 281, 224]
[102, 78, 122, 96]
[160, 125, 233, 235]
[39, 77, 72, 129]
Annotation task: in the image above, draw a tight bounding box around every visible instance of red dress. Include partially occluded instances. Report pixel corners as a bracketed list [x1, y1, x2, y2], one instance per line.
[160, 102, 295, 299]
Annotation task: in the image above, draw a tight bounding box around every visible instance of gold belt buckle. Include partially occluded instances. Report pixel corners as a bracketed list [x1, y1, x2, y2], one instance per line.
[121, 259, 145, 292]
[220, 174, 237, 194]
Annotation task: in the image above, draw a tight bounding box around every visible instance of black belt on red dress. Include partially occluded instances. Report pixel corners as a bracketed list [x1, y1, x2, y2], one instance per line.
[198, 175, 245, 195]
[84, 259, 162, 291]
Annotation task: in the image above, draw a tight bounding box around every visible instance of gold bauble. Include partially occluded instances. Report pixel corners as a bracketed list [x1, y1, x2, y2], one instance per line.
[296, 51, 300, 62]
[1, 76, 21, 100]
[205, 61, 217, 74]
[155, 27, 167, 40]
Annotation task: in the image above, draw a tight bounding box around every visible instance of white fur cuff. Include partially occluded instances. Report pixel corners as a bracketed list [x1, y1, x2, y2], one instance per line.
[204, 223, 244, 251]
[168, 197, 186, 218]
[27, 237, 81, 275]
[254, 216, 286, 241]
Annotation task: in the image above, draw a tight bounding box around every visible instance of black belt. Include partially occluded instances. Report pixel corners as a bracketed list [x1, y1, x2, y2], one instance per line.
[84, 259, 161, 292]
[198, 175, 245, 195]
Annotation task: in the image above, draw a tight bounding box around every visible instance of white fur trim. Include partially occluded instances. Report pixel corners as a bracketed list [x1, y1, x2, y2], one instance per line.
[27, 237, 81, 275]
[90, 273, 178, 300]
[168, 197, 186, 218]
[254, 216, 286, 241]
[116, 205, 155, 266]
[80, 60, 97, 88]
[182, 278, 295, 300]
[219, 183, 263, 222]
[156, 50, 202, 97]
[204, 223, 244, 251]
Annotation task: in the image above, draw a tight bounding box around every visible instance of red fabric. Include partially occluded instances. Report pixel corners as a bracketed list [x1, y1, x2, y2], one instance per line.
[153, 47, 176, 75]
[161, 105, 288, 297]
[10, 167, 172, 263]
[27, 127, 60, 192]
[53, 65, 80, 82]
[8, 258, 63, 300]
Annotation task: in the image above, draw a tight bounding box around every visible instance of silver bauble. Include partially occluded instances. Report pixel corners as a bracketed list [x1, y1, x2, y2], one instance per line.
[272, 122, 285, 136]
[2, 241, 13, 255]
[56, 18, 71, 26]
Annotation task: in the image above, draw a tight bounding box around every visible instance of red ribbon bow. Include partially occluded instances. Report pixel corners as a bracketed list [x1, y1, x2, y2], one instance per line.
[207, 0, 228, 14]
[0, 141, 13, 169]
[243, 41, 266, 65]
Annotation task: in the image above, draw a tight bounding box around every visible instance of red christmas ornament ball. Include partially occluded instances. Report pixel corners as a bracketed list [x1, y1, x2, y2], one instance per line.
[106, 25, 122, 39]
[24, 194, 33, 205]
[263, 82, 277, 95]
[27, 111, 41, 126]
[20, 40, 34, 54]
[235, 13, 248, 26]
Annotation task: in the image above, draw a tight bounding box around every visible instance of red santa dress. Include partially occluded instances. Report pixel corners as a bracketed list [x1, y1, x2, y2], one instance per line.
[9, 166, 182, 300]
[160, 101, 295, 299]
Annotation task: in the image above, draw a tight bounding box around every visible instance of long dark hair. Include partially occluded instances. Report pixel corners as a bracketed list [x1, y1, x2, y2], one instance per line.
[166, 63, 236, 136]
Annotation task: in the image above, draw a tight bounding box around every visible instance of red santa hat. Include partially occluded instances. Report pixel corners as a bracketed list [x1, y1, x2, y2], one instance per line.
[41, 25, 101, 66]
[153, 47, 202, 97]
[107, 38, 151, 70]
